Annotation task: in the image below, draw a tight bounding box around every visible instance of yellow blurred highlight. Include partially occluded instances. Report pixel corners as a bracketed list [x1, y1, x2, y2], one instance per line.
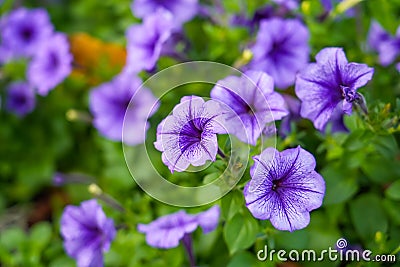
[301, 1, 311, 15]
[69, 33, 126, 84]
[88, 183, 103, 196]
[333, 0, 363, 17]
[375, 231, 383, 243]
[233, 49, 253, 69]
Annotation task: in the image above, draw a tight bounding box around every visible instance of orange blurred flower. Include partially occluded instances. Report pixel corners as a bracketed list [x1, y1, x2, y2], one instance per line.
[69, 33, 126, 85]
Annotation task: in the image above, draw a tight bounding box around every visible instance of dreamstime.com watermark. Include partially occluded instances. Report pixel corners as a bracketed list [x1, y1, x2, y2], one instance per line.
[257, 238, 397, 263]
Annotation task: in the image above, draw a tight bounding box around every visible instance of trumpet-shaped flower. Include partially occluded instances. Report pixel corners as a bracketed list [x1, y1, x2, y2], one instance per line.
[211, 71, 288, 145]
[244, 146, 325, 231]
[154, 96, 225, 173]
[60, 200, 116, 267]
[249, 18, 310, 89]
[295, 47, 373, 131]
[138, 206, 220, 248]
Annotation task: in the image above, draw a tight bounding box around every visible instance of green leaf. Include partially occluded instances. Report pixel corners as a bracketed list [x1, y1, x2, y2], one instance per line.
[203, 173, 220, 184]
[227, 251, 259, 267]
[0, 226, 26, 250]
[321, 165, 358, 205]
[382, 199, 400, 225]
[30, 222, 52, 250]
[349, 193, 388, 241]
[385, 180, 400, 201]
[221, 190, 245, 221]
[223, 211, 259, 255]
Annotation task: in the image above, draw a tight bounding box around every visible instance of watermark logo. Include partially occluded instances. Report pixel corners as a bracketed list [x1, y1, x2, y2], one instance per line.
[257, 238, 397, 263]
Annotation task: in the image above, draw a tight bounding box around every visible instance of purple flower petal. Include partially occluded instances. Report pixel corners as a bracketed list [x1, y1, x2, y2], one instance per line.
[131, 0, 198, 29]
[195, 205, 220, 234]
[138, 206, 220, 249]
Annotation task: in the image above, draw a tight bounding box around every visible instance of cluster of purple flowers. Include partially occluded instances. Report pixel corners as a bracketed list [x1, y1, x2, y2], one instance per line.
[60, 0, 382, 265]
[125, 0, 199, 74]
[0, 7, 72, 116]
[90, 0, 202, 144]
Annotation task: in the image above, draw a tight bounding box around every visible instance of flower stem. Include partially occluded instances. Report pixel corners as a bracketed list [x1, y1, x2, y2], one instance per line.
[182, 234, 196, 267]
[88, 183, 125, 212]
[217, 148, 226, 159]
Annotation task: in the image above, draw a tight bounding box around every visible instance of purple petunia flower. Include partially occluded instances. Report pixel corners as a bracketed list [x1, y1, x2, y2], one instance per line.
[5, 82, 36, 117]
[367, 21, 392, 52]
[210, 71, 288, 145]
[125, 9, 173, 74]
[249, 18, 310, 89]
[90, 71, 158, 145]
[27, 33, 72, 96]
[295, 47, 374, 131]
[131, 0, 198, 28]
[0, 8, 53, 58]
[60, 199, 116, 267]
[367, 21, 400, 66]
[244, 146, 325, 232]
[138, 206, 220, 249]
[154, 96, 225, 173]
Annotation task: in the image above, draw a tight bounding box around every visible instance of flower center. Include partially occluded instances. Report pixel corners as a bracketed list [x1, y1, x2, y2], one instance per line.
[13, 95, 27, 106]
[341, 85, 358, 103]
[20, 26, 34, 42]
[272, 179, 282, 191]
[178, 118, 204, 153]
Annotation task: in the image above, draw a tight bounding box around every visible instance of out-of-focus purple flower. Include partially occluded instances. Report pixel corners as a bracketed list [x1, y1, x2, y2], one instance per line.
[6, 82, 36, 117]
[295, 47, 374, 131]
[396, 63, 400, 73]
[60, 199, 116, 267]
[279, 94, 301, 137]
[230, 5, 274, 30]
[131, 0, 198, 28]
[367, 21, 392, 52]
[211, 71, 288, 145]
[90, 72, 158, 145]
[244, 146, 325, 232]
[154, 96, 225, 173]
[0, 8, 53, 58]
[125, 9, 173, 74]
[27, 33, 72, 96]
[138, 206, 220, 249]
[272, 0, 299, 10]
[53, 172, 65, 186]
[367, 21, 400, 66]
[249, 18, 310, 89]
